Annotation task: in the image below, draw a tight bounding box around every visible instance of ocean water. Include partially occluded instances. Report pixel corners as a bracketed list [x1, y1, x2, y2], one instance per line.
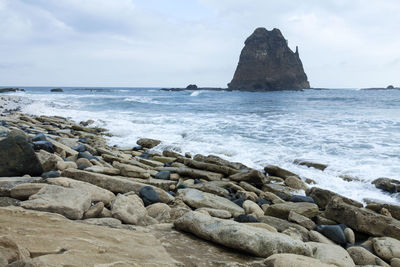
[9, 87, 400, 204]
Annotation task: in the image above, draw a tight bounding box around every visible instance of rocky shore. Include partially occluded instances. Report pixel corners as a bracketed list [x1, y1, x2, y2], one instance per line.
[1, 97, 400, 266]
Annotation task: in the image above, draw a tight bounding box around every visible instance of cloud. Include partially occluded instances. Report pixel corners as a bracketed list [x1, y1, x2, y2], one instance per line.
[0, 0, 400, 87]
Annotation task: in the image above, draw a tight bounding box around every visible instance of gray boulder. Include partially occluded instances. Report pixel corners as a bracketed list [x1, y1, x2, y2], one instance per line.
[306, 187, 363, 209]
[174, 211, 312, 257]
[308, 241, 355, 267]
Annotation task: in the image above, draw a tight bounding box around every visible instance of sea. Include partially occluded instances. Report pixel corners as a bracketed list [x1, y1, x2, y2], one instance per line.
[7, 87, 400, 204]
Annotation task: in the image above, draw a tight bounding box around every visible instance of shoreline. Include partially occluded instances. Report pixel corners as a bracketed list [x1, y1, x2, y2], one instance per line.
[1, 95, 400, 265]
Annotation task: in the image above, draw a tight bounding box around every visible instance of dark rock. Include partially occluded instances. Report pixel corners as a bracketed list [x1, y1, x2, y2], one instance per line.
[264, 165, 299, 179]
[73, 144, 86, 152]
[233, 197, 245, 207]
[176, 184, 188, 190]
[234, 214, 260, 223]
[136, 138, 161, 149]
[372, 177, 399, 194]
[33, 140, 54, 153]
[32, 133, 47, 142]
[0, 88, 19, 93]
[78, 152, 98, 161]
[78, 138, 87, 143]
[78, 164, 89, 170]
[0, 197, 20, 207]
[41, 170, 60, 179]
[316, 224, 347, 246]
[293, 159, 328, 171]
[132, 145, 143, 151]
[186, 84, 198, 90]
[228, 27, 310, 91]
[0, 130, 43, 176]
[139, 186, 160, 206]
[138, 151, 152, 160]
[256, 198, 272, 206]
[155, 171, 170, 180]
[387, 85, 394, 89]
[194, 178, 202, 184]
[50, 88, 63, 92]
[0, 120, 9, 127]
[289, 195, 315, 203]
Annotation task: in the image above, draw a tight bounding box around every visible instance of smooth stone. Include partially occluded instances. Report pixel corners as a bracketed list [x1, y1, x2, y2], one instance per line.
[262, 184, 296, 200]
[259, 215, 309, 241]
[56, 161, 78, 171]
[36, 149, 63, 172]
[372, 177, 399, 194]
[174, 211, 312, 258]
[265, 202, 319, 220]
[316, 224, 347, 246]
[83, 202, 104, 219]
[10, 183, 46, 200]
[155, 171, 170, 180]
[152, 156, 176, 164]
[85, 165, 120, 175]
[113, 161, 150, 179]
[76, 158, 93, 167]
[46, 177, 115, 205]
[72, 144, 86, 152]
[325, 197, 400, 240]
[50, 139, 79, 157]
[263, 253, 335, 267]
[78, 151, 98, 161]
[242, 200, 264, 218]
[315, 214, 337, 225]
[183, 158, 238, 176]
[285, 176, 308, 190]
[392, 258, 400, 267]
[32, 133, 47, 142]
[20, 185, 91, 220]
[288, 211, 316, 230]
[146, 203, 171, 222]
[178, 188, 245, 216]
[139, 186, 160, 206]
[244, 222, 278, 232]
[307, 241, 355, 267]
[347, 246, 390, 267]
[372, 237, 400, 262]
[344, 228, 355, 244]
[190, 182, 230, 197]
[0, 130, 43, 177]
[228, 169, 266, 187]
[234, 214, 260, 223]
[41, 170, 60, 179]
[308, 230, 335, 245]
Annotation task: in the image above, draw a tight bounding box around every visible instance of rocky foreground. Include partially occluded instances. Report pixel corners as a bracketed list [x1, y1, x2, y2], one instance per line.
[1, 103, 400, 266]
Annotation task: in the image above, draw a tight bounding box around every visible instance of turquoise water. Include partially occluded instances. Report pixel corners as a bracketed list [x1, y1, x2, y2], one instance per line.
[9, 87, 400, 203]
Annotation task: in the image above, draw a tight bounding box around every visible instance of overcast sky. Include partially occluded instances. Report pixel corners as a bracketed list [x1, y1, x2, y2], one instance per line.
[0, 0, 399, 88]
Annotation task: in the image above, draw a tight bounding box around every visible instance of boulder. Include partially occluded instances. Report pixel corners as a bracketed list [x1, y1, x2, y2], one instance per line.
[306, 187, 363, 209]
[113, 161, 150, 179]
[139, 186, 160, 206]
[372, 178, 399, 194]
[32, 140, 54, 153]
[110, 193, 155, 225]
[290, 195, 315, 203]
[0, 206, 177, 266]
[83, 202, 104, 219]
[178, 188, 244, 216]
[288, 211, 316, 230]
[265, 202, 319, 219]
[0, 130, 43, 177]
[307, 242, 355, 267]
[316, 225, 347, 246]
[20, 185, 91, 220]
[196, 208, 232, 219]
[60, 169, 174, 204]
[308, 230, 335, 245]
[263, 253, 335, 267]
[56, 161, 78, 171]
[263, 184, 296, 199]
[84, 165, 120, 175]
[264, 165, 299, 179]
[365, 200, 400, 221]
[325, 197, 400, 240]
[137, 138, 161, 148]
[174, 211, 312, 257]
[193, 154, 248, 170]
[146, 203, 171, 222]
[227, 27, 310, 91]
[284, 176, 308, 190]
[344, 228, 355, 244]
[259, 215, 309, 241]
[36, 149, 63, 172]
[392, 258, 400, 267]
[372, 237, 400, 262]
[46, 177, 115, 205]
[293, 159, 328, 171]
[243, 200, 264, 218]
[347, 246, 390, 267]
[228, 170, 266, 187]
[155, 170, 170, 180]
[183, 158, 238, 176]
[10, 183, 46, 200]
[190, 181, 230, 197]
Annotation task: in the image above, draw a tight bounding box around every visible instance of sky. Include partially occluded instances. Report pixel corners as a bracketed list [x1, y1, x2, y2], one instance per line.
[0, 0, 399, 88]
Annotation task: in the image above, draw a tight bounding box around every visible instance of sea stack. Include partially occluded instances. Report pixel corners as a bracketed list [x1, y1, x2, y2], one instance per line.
[228, 27, 310, 91]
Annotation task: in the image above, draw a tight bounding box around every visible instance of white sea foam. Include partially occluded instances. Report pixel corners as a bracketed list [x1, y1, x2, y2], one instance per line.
[190, 91, 203, 97]
[17, 89, 400, 205]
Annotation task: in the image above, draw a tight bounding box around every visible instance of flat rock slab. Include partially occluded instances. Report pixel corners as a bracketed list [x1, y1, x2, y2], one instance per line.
[0, 206, 177, 266]
[178, 188, 244, 216]
[20, 185, 91, 220]
[174, 211, 312, 258]
[266, 202, 319, 219]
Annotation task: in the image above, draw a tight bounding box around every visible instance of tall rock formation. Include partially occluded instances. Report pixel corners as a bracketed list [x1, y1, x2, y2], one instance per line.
[228, 27, 310, 91]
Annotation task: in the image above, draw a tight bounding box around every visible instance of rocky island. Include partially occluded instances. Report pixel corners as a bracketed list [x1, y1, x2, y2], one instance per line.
[228, 27, 310, 91]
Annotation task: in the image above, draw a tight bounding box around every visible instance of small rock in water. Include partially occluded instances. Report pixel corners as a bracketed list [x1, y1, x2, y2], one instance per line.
[316, 224, 347, 246]
[289, 195, 315, 203]
[234, 214, 260, 223]
[155, 171, 170, 180]
[139, 186, 160, 207]
[372, 178, 399, 194]
[73, 144, 86, 152]
[41, 170, 60, 179]
[33, 141, 54, 153]
[32, 133, 47, 142]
